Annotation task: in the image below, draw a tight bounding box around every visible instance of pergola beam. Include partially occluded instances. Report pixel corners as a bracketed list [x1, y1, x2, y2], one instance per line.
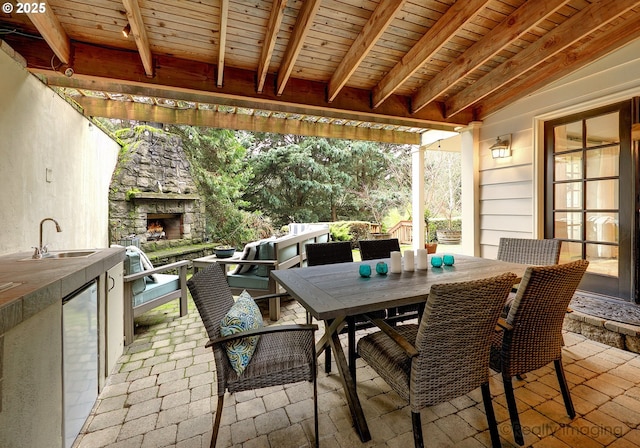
[276, 0, 322, 96]
[371, 0, 490, 109]
[257, 0, 287, 93]
[122, 0, 153, 77]
[26, 0, 71, 64]
[327, 0, 407, 103]
[74, 97, 422, 144]
[445, 0, 640, 117]
[13, 38, 470, 129]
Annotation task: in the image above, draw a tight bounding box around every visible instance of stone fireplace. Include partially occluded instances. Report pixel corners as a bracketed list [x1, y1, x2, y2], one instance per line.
[109, 126, 206, 246]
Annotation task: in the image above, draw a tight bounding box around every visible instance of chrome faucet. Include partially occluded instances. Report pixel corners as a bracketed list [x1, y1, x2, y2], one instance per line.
[33, 218, 62, 259]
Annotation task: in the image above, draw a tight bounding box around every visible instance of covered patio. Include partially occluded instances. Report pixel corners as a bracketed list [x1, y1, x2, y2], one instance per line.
[2, 0, 640, 281]
[3, 1, 640, 448]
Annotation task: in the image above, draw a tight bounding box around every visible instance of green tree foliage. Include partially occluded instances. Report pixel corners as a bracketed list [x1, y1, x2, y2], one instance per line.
[168, 126, 268, 246]
[241, 134, 410, 227]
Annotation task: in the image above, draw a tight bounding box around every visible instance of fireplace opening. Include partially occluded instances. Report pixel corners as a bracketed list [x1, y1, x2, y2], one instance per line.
[146, 214, 183, 240]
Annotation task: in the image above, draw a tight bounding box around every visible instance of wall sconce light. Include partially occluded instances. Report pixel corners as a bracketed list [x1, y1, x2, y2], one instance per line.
[490, 134, 511, 159]
[122, 23, 131, 38]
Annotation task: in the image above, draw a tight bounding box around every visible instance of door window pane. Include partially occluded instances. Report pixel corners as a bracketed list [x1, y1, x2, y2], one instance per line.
[586, 180, 618, 209]
[559, 242, 582, 264]
[554, 182, 582, 209]
[586, 213, 618, 243]
[586, 146, 619, 178]
[586, 112, 619, 147]
[554, 212, 582, 240]
[554, 121, 582, 152]
[555, 152, 582, 181]
[586, 243, 618, 276]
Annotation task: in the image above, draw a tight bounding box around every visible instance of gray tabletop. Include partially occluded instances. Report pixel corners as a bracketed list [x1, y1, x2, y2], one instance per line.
[271, 254, 528, 320]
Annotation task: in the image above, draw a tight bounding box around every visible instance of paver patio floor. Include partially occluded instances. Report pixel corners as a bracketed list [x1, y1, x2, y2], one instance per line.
[74, 296, 640, 448]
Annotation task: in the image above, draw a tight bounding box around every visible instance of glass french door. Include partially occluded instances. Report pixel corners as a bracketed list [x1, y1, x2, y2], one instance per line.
[544, 101, 633, 299]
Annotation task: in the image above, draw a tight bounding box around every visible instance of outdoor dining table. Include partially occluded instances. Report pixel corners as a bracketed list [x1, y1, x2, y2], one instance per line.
[271, 253, 528, 442]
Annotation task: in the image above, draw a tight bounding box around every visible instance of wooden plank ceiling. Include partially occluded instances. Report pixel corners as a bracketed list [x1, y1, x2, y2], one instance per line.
[2, 0, 640, 144]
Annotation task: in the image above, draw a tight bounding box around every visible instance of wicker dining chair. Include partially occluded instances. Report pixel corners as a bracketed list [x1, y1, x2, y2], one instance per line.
[306, 241, 354, 266]
[187, 263, 319, 448]
[359, 237, 420, 326]
[305, 241, 385, 376]
[358, 237, 401, 260]
[497, 237, 562, 265]
[497, 237, 563, 313]
[358, 272, 518, 448]
[490, 259, 588, 446]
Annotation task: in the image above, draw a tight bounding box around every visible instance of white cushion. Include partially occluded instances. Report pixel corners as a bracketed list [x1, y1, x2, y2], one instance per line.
[231, 240, 261, 274]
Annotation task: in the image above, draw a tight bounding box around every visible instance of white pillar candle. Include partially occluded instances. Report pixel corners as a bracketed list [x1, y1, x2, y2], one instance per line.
[404, 250, 414, 271]
[416, 249, 428, 270]
[390, 251, 402, 273]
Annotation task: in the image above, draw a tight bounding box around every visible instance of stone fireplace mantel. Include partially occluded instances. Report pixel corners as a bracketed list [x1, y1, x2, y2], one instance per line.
[128, 192, 200, 201]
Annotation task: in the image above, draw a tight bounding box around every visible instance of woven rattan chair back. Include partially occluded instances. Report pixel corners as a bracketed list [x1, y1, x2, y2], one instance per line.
[188, 263, 235, 365]
[358, 238, 401, 261]
[187, 263, 319, 448]
[357, 272, 516, 448]
[306, 241, 353, 266]
[501, 259, 589, 376]
[411, 273, 517, 408]
[491, 259, 588, 446]
[497, 237, 562, 265]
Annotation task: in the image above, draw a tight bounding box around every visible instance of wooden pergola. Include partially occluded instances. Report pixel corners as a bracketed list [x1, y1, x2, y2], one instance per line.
[2, 0, 640, 144]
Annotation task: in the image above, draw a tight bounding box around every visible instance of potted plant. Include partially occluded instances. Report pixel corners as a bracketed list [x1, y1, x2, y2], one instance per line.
[424, 209, 438, 253]
[435, 213, 461, 244]
[214, 244, 236, 258]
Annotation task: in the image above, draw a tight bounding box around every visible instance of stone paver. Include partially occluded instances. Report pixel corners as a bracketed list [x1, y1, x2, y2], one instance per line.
[73, 297, 640, 448]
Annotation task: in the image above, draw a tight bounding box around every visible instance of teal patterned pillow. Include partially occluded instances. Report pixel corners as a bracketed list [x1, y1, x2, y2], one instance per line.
[220, 290, 264, 375]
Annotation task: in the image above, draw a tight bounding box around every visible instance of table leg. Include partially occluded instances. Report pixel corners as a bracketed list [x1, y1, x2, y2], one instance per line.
[315, 318, 345, 373]
[347, 316, 356, 380]
[326, 320, 371, 443]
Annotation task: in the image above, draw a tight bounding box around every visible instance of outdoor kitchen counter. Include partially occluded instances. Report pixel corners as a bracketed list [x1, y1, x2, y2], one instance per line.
[0, 247, 125, 334]
[0, 247, 125, 448]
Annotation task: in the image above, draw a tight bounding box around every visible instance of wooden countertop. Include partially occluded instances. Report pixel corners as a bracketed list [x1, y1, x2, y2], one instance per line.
[0, 247, 126, 334]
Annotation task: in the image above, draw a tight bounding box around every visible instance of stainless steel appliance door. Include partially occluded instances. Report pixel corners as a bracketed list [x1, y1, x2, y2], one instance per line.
[62, 280, 98, 448]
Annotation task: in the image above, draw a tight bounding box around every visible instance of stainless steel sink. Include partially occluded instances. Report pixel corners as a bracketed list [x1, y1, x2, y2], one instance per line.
[48, 250, 98, 259]
[20, 250, 99, 261]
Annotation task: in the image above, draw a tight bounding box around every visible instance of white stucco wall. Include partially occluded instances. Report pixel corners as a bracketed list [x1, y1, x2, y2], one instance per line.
[0, 45, 120, 256]
[478, 39, 640, 259]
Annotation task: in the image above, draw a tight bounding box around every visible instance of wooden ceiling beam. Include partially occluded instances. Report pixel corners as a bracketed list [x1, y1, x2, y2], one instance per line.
[216, 0, 229, 87]
[411, 0, 571, 113]
[8, 37, 470, 129]
[371, 0, 490, 109]
[122, 0, 153, 77]
[445, 0, 640, 118]
[327, 0, 407, 103]
[26, 0, 71, 64]
[74, 97, 422, 144]
[276, 0, 322, 96]
[257, 0, 287, 94]
[475, 12, 640, 119]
